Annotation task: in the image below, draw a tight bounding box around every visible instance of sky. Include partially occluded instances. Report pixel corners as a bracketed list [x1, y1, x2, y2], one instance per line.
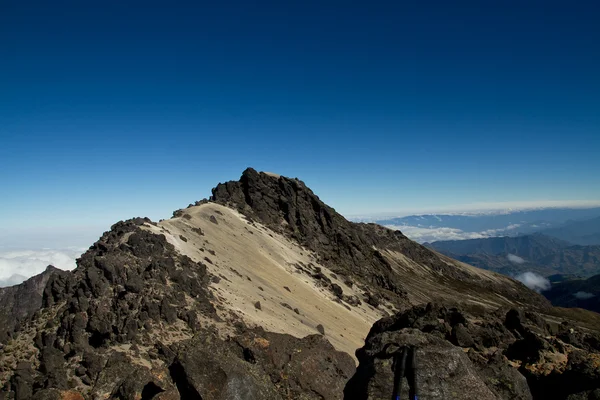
[1, 1, 600, 277]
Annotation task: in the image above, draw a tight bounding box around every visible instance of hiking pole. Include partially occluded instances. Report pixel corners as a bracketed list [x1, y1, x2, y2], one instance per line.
[392, 347, 408, 400]
[407, 346, 418, 400]
[391, 346, 418, 400]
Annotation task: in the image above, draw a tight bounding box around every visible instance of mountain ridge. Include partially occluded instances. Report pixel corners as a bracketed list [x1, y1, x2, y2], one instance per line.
[428, 234, 600, 278]
[1, 168, 598, 399]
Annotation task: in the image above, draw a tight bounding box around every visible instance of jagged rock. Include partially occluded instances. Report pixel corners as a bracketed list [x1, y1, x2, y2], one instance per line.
[505, 332, 548, 363]
[211, 168, 409, 304]
[346, 329, 498, 399]
[234, 330, 355, 400]
[364, 292, 380, 308]
[347, 303, 600, 400]
[471, 352, 533, 400]
[168, 334, 281, 400]
[0, 266, 68, 342]
[331, 283, 343, 298]
[11, 362, 34, 400]
[451, 323, 475, 348]
[210, 169, 551, 312]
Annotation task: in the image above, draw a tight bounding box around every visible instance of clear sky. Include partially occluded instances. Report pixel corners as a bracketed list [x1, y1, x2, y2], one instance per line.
[1, 1, 600, 248]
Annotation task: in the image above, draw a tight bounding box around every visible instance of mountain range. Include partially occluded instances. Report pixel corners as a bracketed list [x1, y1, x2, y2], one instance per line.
[540, 216, 600, 246]
[1, 169, 599, 399]
[427, 234, 600, 279]
[375, 208, 600, 244]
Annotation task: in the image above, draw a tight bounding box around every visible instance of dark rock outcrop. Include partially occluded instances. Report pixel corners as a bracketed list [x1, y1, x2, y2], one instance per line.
[0, 266, 69, 343]
[166, 329, 355, 400]
[0, 216, 356, 400]
[210, 168, 550, 310]
[346, 303, 600, 400]
[211, 168, 410, 303]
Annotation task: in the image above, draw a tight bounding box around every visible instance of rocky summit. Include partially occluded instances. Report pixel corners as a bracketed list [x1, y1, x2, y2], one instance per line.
[1, 168, 599, 399]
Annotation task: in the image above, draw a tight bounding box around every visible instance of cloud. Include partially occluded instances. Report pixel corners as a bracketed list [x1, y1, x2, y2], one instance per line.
[0, 248, 83, 287]
[515, 272, 551, 293]
[348, 200, 600, 218]
[385, 225, 490, 243]
[505, 224, 522, 230]
[385, 223, 528, 244]
[573, 291, 596, 300]
[507, 254, 525, 264]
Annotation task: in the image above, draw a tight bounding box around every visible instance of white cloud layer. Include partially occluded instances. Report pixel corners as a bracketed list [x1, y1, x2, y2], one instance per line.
[573, 291, 596, 300]
[0, 248, 84, 287]
[384, 225, 488, 243]
[515, 272, 551, 293]
[385, 224, 523, 243]
[507, 254, 525, 264]
[349, 200, 600, 219]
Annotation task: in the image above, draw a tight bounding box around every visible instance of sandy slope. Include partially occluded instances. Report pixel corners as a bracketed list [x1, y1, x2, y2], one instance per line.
[142, 202, 536, 359]
[143, 203, 386, 358]
[383, 248, 529, 309]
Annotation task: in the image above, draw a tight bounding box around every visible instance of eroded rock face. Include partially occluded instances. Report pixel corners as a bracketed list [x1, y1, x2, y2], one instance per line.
[211, 168, 410, 303]
[1, 218, 216, 398]
[346, 304, 600, 400]
[210, 168, 550, 310]
[41, 218, 216, 353]
[233, 330, 356, 400]
[0, 218, 356, 400]
[0, 266, 69, 343]
[345, 329, 499, 400]
[165, 328, 355, 400]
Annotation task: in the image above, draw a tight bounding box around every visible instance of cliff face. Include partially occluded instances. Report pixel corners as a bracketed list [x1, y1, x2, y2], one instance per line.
[0, 169, 595, 400]
[0, 266, 69, 342]
[211, 168, 410, 300]
[210, 168, 550, 310]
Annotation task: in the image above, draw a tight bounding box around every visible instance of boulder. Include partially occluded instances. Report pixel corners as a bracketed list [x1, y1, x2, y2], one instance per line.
[346, 329, 498, 399]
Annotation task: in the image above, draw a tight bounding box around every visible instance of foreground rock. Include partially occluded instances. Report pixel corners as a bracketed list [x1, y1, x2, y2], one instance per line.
[167, 329, 355, 400]
[345, 304, 600, 400]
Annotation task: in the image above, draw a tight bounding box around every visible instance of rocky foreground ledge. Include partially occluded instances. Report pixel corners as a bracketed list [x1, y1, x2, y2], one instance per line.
[347, 303, 600, 400]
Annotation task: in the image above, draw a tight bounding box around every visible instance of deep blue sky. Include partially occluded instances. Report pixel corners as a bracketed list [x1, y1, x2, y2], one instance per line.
[1, 1, 599, 246]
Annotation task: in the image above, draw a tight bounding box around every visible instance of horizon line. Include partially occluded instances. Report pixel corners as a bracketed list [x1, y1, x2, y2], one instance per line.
[346, 200, 600, 219]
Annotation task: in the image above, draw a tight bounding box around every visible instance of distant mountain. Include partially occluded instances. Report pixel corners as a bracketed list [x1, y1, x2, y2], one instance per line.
[541, 216, 600, 245]
[427, 234, 600, 278]
[426, 233, 571, 257]
[375, 208, 600, 243]
[543, 274, 600, 313]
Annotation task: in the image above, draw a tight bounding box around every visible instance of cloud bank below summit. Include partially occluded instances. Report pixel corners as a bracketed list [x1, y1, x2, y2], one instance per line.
[0, 248, 83, 287]
[384, 224, 523, 243]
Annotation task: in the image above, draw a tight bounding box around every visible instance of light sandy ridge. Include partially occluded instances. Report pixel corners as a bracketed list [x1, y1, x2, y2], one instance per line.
[143, 203, 386, 359]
